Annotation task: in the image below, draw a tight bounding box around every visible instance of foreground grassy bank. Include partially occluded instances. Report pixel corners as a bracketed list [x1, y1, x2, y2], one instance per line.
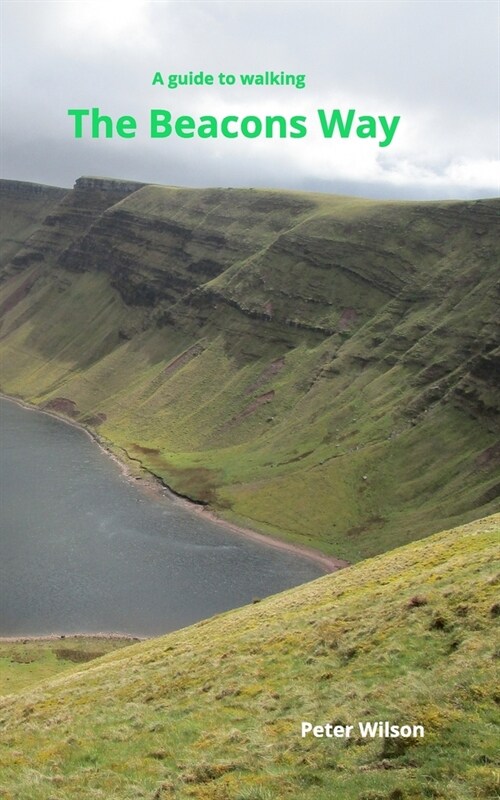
[0, 513, 498, 799]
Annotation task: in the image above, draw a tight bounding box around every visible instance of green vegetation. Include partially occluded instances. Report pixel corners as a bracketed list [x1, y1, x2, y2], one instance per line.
[0, 180, 66, 264]
[0, 177, 497, 560]
[0, 637, 135, 695]
[0, 514, 498, 799]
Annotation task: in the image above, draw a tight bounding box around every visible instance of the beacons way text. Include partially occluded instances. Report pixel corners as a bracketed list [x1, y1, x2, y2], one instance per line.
[67, 107, 401, 147]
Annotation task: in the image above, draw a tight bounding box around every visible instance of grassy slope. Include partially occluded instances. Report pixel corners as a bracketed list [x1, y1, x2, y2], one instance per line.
[0, 183, 498, 561]
[0, 638, 135, 695]
[0, 514, 498, 799]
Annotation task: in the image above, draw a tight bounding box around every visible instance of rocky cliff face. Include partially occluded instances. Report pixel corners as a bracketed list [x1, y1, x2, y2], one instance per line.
[3, 177, 143, 277]
[0, 177, 498, 558]
[0, 178, 66, 198]
[73, 176, 146, 193]
[57, 186, 321, 316]
[0, 179, 68, 264]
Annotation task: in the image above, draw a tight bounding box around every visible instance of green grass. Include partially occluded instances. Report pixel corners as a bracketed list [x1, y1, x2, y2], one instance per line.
[0, 637, 135, 695]
[0, 514, 498, 799]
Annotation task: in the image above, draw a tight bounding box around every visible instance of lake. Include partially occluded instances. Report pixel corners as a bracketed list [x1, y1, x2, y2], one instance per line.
[0, 397, 323, 637]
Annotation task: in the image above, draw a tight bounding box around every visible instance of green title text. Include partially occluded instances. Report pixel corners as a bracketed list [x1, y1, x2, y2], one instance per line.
[67, 108, 401, 147]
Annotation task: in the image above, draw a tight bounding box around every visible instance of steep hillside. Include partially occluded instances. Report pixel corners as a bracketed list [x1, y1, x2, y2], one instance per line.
[0, 514, 498, 799]
[0, 178, 498, 560]
[0, 180, 67, 264]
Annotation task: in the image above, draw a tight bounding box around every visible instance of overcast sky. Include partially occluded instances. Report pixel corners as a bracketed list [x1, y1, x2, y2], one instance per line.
[1, 0, 498, 199]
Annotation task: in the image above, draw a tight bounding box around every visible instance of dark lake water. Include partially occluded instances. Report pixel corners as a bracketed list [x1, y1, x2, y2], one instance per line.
[0, 398, 322, 637]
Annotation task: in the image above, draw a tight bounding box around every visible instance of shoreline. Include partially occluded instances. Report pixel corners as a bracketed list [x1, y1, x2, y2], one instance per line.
[0, 392, 349, 639]
[0, 633, 146, 644]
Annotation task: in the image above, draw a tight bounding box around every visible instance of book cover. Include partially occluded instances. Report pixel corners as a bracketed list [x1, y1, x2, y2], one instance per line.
[0, 2, 498, 799]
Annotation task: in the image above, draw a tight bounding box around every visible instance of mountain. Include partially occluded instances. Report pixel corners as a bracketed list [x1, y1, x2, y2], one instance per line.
[0, 513, 498, 799]
[0, 177, 498, 561]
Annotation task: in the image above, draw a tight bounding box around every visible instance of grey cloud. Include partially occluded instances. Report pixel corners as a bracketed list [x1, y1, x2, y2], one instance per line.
[1, 1, 498, 198]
